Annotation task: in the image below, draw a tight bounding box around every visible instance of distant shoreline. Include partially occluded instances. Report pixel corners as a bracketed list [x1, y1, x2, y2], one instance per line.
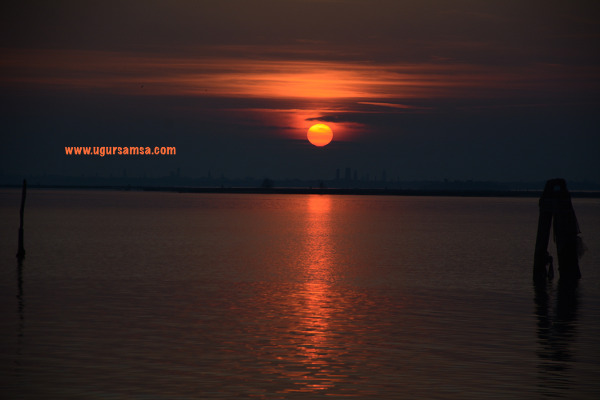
[2, 184, 600, 198]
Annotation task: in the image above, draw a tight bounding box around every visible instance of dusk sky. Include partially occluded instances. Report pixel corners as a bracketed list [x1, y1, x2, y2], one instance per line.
[1, 0, 599, 183]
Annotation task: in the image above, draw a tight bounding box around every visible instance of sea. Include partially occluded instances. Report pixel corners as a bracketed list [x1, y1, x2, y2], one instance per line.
[1, 189, 599, 399]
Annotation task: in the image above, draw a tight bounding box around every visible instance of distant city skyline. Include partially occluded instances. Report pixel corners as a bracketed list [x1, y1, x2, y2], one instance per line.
[3, 167, 600, 193]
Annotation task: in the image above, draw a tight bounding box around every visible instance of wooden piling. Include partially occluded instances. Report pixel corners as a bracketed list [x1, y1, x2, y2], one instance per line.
[553, 181, 581, 281]
[533, 190, 553, 282]
[16, 179, 26, 259]
[533, 179, 581, 283]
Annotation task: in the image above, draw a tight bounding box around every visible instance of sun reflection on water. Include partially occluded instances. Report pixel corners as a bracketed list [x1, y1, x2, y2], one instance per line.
[278, 195, 347, 393]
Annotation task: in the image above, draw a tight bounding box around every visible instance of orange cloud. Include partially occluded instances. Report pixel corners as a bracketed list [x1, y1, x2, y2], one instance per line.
[2, 48, 594, 105]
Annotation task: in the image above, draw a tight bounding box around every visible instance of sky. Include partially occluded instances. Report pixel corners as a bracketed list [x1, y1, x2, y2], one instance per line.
[1, 0, 599, 183]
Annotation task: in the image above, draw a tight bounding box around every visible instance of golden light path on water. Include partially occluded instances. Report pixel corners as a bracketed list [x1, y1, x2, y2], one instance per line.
[295, 196, 336, 391]
[276, 195, 354, 395]
[239, 195, 385, 397]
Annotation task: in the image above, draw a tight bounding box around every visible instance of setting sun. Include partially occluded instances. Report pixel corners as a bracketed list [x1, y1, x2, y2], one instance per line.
[307, 124, 333, 147]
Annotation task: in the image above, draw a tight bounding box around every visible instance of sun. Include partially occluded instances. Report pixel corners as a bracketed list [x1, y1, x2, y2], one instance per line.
[307, 124, 333, 147]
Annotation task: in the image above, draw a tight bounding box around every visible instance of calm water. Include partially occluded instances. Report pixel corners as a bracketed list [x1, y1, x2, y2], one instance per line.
[1, 189, 599, 399]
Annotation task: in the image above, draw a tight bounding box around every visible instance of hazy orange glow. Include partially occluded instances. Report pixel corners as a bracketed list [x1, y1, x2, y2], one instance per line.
[233, 106, 363, 142]
[2, 48, 579, 101]
[307, 123, 333, 147]
[3, 47, 592, 145]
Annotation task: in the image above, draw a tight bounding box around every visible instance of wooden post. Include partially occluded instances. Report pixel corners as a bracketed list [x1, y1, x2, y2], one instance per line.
[16, 179, 26, 259]
[533, 179, 581, 283]
[533, 188, 553, 282]
[553, 181, 581, 281]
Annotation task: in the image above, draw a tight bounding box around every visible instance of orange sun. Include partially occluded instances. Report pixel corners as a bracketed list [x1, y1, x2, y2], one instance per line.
[307, 124, 333, 147]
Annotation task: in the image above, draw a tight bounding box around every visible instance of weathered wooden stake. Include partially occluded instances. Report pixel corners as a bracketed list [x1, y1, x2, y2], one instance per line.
[16, 179, 27, 259]
[533, 179, 581, 283]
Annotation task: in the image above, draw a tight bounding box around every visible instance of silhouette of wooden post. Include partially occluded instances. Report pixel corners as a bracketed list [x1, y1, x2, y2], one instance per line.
[533, 179, 581, 283]
[16, 179, 26, 259]
[553, 181, 581, 281]
[533, 184, 553, 282]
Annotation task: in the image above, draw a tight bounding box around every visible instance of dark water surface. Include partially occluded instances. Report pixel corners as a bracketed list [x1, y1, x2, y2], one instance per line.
[1, 190, 599, 399]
